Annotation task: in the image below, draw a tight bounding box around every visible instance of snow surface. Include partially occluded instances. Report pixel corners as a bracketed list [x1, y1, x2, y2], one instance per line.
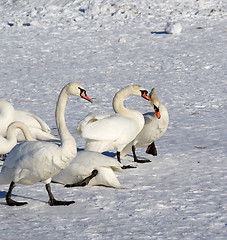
[0, 0, 227, 239]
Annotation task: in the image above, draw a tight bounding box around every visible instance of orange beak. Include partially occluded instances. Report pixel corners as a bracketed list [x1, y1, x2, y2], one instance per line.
[142, 92, 151, 101]
[81, 91, 92, 102]
[155, 109, 161, 119]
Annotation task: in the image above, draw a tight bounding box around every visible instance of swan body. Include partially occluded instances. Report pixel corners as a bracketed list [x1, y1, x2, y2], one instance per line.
[52, 151, 123, 188]
[0, 141, 67, 185]
[0, 121, 35, 155]
[78, 113, 143, 153]
[0, 82, 92, 206]
[0, 100, 15, 136]
[121, 88, 169, 159]
[15, 109, 50, 133]
[0, 99, 58, 141]
[77, 85, 151, 162]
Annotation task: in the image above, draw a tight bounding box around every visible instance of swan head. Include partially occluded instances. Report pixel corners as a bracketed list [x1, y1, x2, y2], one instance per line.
[66, 82, 92, 102]
[149, 88, 161, 119]
[128, 85, 151, 101]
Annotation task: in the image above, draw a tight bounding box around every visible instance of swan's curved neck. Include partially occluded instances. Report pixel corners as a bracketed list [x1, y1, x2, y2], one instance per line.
[7, 122, 35, 141]
[112, 87, 135, 117]
[0, 122, 35, 155]
[55, 87, 76, 149]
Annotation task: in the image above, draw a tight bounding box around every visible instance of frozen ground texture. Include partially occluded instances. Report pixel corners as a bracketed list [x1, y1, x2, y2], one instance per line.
[0, 0, 227, 239]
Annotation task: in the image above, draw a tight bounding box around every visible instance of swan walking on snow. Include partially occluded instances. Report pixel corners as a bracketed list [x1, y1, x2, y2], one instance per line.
[0, 121, 35, 155]
[0, 82, 92, 206]
[121, 88, 169, 162]
[0, 99, 58, 141]
[77, 85, 151, 164]
[52, 151, 123, 188]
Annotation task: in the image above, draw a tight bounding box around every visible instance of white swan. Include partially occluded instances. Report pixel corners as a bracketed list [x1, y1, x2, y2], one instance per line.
[77, 85, 151, 163]
[0, 100, 15, 136]
[121, 88, 169, 162]
[52, 151, 123, 189]
[0, 99, 58, 141]
[0, 121, 35, 155]
[14, 109, 58, 141]
[0, 82, 92, 206]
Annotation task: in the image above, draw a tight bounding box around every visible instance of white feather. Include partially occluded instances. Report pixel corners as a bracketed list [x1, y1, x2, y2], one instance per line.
[121, 88, 169, 157]
[52, 151, 123, 188]
[77, 85, 151, 154]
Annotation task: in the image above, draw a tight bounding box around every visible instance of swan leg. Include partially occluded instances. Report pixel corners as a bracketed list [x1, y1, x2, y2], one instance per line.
[6, 181, 28, 206]
[118, 151, 137, 169]
[46, 183, 75, 206]
[146, 142, 157, 156]
[117, 151, 121, 163]
[65, 170, 98, 188]
[132, 145, 151, 163]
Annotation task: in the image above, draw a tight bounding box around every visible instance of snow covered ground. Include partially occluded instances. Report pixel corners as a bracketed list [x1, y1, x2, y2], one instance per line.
[0, 0, 226, 239]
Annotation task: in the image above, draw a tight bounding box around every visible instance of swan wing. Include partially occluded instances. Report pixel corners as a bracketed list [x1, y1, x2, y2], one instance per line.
[54, 151, 122, 176]
[15, 127, 59, 141]
[77, 113, 110, 135]
[0, 100, 15, 136]
[52, 150, 123, 188]
[15, 110, 51, 133]
[79, 114, 136, 141]
[76, 151, 123, 172]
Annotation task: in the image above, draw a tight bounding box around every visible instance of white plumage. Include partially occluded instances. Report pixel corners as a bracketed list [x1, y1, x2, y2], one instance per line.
[0, 121, 35, 155]
[52, 151, 123, 189]
[0, 82, 92, 206]
[77, 85, 151, 163]
[0, 99, 58, 141]
[121, 88, 169, 161]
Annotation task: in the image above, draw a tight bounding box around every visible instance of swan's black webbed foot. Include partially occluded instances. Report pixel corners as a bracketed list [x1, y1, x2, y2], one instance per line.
[146, 142, 157, 156]
[48, 199, 75, 206]
[46, 183, 74, 206]
[6, 198, 28, 206]
[121, 165, 137, 169]
[134, 159, 151, 163]
[65, 169, 98, 188]
[5, 181, 27, 206]
[132, 145, 151, 163]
